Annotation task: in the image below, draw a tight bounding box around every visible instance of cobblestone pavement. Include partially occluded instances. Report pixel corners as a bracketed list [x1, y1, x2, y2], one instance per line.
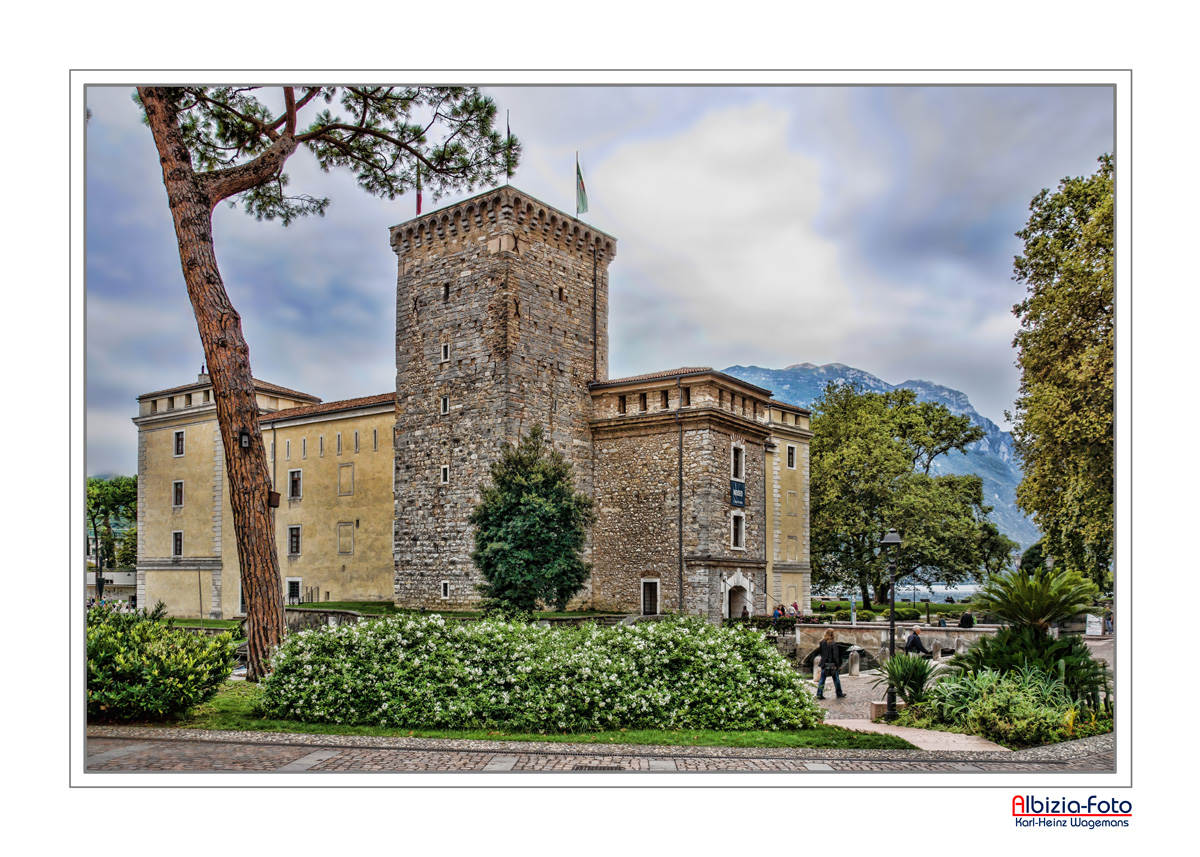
[85, 726, 1114, 774]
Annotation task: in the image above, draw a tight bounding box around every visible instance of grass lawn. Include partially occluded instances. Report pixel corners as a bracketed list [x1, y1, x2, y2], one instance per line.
[157, 681, 916, 751]
[166, 618, 243, 631]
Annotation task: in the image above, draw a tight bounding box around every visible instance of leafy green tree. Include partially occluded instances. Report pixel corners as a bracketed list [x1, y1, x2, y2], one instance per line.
[135, 86, 517, 679]
[115, 525, 138, 568]
[810, 383, 1011, 608]
[977, 520, 1020, 577]
[1018, 538, 1048, 576]
[470, 425, 595, 613]
[86, 476, 137, 575]
[1008, 154, 1113, 587]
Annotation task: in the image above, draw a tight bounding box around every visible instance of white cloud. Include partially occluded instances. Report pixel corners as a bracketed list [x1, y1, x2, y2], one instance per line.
[593, 102, 863, 374]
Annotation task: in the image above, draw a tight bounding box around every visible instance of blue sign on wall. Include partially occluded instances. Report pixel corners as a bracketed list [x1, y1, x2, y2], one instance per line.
[730, 480, 745, 507]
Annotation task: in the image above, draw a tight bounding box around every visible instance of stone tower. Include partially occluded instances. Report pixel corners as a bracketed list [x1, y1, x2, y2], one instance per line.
[390, 187, 617, 607]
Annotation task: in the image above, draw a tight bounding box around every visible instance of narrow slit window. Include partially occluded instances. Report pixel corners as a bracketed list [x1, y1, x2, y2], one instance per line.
[373, 428, 378, 451]
[731, 512, 745, 549]
[301, 438, 307, 459]
[443, 283, 450, 301]
[337, 432, 343, 455]
[440, 464, 450, 484]
[172, 531, 183, 557]
[285, 439, 291, 461]
[319, 435, 324, 457]
[354, 431, 360, 453]
[440, 396, 450, 415]
[441, 581, 450, 599]
[617, 395, 627, 415]
[682, 387, 691, 407]
[661, 390, 669, 409]
[639, 392, 647, 412]
[441, 342, 450, 362]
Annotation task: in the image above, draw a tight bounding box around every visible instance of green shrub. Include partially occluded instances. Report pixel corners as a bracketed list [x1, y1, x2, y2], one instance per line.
[871, 652, 943, 705]
[857, 610, 875, 622]
[257, 615, 824, 732]
[948, 626, 1110, 711]
[87, 604, 237, 722]
[833, 609, 851, 622]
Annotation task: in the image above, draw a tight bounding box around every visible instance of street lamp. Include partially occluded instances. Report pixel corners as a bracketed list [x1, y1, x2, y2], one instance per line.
[881, 528, 902, 722]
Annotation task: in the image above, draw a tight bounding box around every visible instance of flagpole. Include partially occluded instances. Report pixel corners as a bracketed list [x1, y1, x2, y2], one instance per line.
[506, 111, 511, 186]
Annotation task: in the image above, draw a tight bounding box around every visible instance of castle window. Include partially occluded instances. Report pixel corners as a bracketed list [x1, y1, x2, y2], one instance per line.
[288, 469, 303, 500]
[441, 342, 450, 362]
[354, 431, 360, 453]
[558, 286, 564, 301]
[337, 432, 343, 455]
[319, 435, 325, 457]
[617, 395, 627, 415]
[172, 481, 184, 508]
[441, 580, 450, 599]
[173, 430, 185, 457]
[440, 464, 450, 484]
[718, 390, 724, 408]
[285, 439, 291, 461]
[302, 438, 307, 459]
[443, 283, 450, 301]
[731, 444, 745, 481]
[373, 428, 378, 451]
[682, 387, 691, 407]
[441, 396, 450, 415]
[639, 393, 647, 412]
[787, 444, 796, 470]
[731, 511, 745, 550]
[287, 526, 302, 556]
[661, 390, 669, 409]
[172, 531, 183, 557]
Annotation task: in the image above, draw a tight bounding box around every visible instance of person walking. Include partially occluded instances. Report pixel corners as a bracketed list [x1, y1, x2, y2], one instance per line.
[904, 624, 931, 656]
[816, 629, 847, 699]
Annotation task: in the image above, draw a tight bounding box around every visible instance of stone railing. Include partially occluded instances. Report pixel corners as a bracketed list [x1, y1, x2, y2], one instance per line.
[284, 607, 366, 632]
[794, 622, 1001, 669]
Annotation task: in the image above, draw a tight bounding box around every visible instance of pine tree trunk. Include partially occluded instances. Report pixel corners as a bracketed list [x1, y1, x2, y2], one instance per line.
[140, 88, 287, 681]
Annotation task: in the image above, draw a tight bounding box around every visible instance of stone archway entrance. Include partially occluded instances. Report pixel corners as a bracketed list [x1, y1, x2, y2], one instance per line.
[728, 585, 749, 619]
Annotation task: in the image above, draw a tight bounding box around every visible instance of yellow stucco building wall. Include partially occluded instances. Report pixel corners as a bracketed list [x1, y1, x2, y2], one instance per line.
[765, 402, 813, 615]
[133, 374, 394, 619]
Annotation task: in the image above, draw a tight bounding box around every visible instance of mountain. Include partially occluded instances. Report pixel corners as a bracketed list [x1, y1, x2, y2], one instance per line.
[723, 362, 1039, 551]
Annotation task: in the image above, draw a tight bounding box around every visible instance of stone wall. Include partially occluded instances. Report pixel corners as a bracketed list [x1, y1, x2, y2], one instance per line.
[391, 188, 616, 608]
[590, 399, 770, 622]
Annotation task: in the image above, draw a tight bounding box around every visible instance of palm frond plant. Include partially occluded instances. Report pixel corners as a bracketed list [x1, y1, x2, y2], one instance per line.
[972, 567, 1098, 632]
[871, 652, 944, 706]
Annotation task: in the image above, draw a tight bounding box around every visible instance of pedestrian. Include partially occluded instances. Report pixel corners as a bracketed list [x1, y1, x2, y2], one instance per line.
[816, 629, 847, 699]
[791, 601, 800, 616]
[904, 624, 931, 656]
[958, 609, 975, 629]
[937, 615, 947, 628]
[740, 605, 750, 619]
[1104, 609, 1113, 635]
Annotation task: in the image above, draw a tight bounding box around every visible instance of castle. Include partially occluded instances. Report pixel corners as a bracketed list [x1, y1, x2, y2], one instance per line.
[133, 186, 812, 622]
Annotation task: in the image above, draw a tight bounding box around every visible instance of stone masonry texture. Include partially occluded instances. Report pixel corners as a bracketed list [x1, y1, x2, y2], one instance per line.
[391, 188, 615, 608]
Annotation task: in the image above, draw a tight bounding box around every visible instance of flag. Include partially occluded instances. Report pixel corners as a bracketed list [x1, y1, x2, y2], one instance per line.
[416, 162, 422, 216]
[576, 154, 588, 216]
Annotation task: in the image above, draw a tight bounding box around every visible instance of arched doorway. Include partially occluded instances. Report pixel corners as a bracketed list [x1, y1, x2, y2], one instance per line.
[728, 585, 749, 619]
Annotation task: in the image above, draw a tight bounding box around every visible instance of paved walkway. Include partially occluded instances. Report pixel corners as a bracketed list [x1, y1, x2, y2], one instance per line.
[84, 725, 1112, 773]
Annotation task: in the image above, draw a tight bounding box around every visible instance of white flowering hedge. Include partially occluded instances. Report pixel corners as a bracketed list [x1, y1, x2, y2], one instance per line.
[255, 615, 824, 732]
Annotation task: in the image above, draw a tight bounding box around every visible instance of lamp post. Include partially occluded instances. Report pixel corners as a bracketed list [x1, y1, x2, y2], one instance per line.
[881, 528, 901, 722]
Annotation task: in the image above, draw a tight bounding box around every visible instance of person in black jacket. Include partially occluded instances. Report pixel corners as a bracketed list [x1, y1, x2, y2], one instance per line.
[904, 625, 931, 656]
[958, 610, 975, 629]
[816, 629, 847, 699]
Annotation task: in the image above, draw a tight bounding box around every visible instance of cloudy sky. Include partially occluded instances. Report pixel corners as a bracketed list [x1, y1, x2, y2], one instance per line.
[85, 83, 1113, 477]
